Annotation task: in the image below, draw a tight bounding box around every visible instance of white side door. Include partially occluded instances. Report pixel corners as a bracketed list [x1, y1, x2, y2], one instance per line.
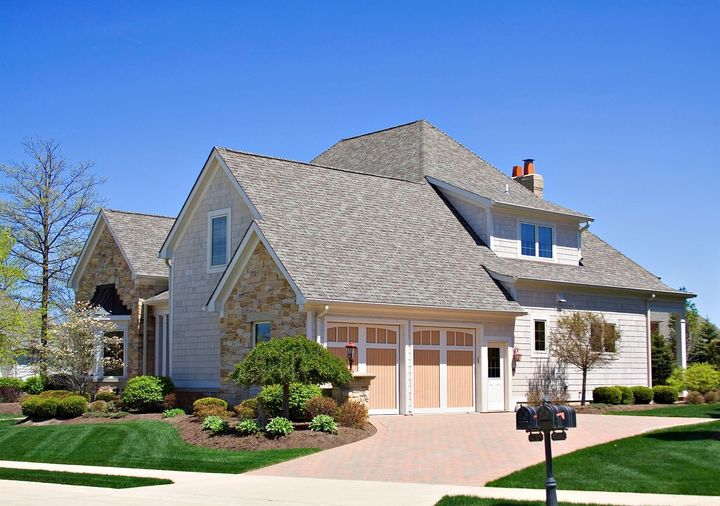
[486, 346, 504, 411]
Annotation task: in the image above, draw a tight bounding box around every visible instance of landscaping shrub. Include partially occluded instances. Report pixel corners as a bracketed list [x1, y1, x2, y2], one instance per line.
[265, 417, 294, 438]
[592, 386, 622, 405]
[162, 408, 185, 418]
[239, 397, 258, 416]
[156, 376, 175, 396]
[336, 400, 368, 429]
[233, 405, 254, 421]
[0, 377, 24, 402]
[201, 415, 229, 434]
[631, 386, 654, 404]
[236, 419, 260, 436]
[617, 386, 635, 405]
[22, 375, 45, 394]
[684, 363, 720, 393]
[21, 395, 61, 418]
[38, 390, 73, 399]
[193, 397, 228, 419]
[122, 376, 164, 412]
[95, 386, 118, 402]
[163, 393, 177, 409]
[309, 414, 337, 434]
[258, 384, 322, 420]
[87, 400, 109, 413]
[703, 390, 719, 403]
[57, 395, 88, 418]
[653, 385, 679, 404]
[306, 396, 338, 419]
[686, 391, 705, 404]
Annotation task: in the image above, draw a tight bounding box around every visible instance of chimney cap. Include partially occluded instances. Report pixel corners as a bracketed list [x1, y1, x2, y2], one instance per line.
[522, 158, 535, 163]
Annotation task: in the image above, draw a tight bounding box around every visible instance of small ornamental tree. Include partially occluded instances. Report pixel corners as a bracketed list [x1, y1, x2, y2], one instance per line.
[231, 335, 352, 420]
[651, 332, 674, 386]
[551, 311, 621, 405]
[42, 301, 120, 395]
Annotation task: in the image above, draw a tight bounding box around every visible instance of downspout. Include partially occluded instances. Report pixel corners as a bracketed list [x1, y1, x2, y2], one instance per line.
[646, 294, 656, 387]
[166, 258, 173, 378]
[141, 299, 147, 375]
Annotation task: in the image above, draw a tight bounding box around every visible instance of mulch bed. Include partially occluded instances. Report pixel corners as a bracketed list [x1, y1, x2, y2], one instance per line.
[168, 415, 376, 451]
[0, 403, 21, 415]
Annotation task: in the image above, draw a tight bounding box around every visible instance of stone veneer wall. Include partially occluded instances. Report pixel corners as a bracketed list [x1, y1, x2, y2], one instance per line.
[219, 242, 306, 404]
[76, 225, 167, 378]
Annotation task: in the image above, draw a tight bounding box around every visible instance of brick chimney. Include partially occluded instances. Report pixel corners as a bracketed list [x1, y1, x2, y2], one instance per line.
[512, 159, 544, 198]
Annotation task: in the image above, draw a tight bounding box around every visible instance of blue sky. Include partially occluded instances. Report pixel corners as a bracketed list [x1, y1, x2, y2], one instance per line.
[1, 1, 718, 321]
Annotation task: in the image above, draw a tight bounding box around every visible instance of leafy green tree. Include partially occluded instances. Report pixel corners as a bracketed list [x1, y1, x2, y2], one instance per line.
[693, 320, 720, 367]
[231, 335, 352, 419]
[0, 227, 37, 366]
[651, 332, 674, 386]
[551, 311, 621, 405]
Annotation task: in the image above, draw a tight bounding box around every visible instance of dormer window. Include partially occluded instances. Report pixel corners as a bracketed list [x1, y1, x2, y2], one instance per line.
[520, 223, 553, 259]
[208, 209, 231, 272]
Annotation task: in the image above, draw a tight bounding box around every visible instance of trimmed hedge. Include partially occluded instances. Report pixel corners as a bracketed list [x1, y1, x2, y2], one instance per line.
[653, 385, 678, 404]
[258, 384, 322, 420]
[122, 376, 164, 412]
[21, 396, 60, 418]
[57, 395, 88, 418]
[618, 386, 635, 405]
[23, 375, 45, 394]
[592, 386, 622, 405]
[631, 386, 654, 404]
[193, 397, 228, 419]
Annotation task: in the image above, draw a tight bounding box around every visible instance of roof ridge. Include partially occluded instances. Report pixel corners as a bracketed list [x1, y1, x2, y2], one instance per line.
[103, 208, 176, 220]
[335, 119, 426, 142]
[216, 147, 423, 184]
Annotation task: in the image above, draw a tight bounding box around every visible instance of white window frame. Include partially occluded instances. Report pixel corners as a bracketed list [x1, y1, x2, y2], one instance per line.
[207, 208, 231, 273]
[532, 319, 549, 356]
[253, 321, 272, 346]
[518, 221, 556, 262]
[98, 315, 130, 381]
[154, 310, 170, 376]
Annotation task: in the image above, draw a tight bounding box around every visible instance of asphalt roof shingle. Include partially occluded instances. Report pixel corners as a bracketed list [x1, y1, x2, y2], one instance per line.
[102, 210, 175, 278]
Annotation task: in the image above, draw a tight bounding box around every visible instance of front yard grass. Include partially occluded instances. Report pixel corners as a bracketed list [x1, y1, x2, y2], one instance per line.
[0, 419, 317, 473]
[436, 498, 604, 506]
[487, 421, 720, 495]
[0, 467, 172, 488]
[607, 403, 720, 418]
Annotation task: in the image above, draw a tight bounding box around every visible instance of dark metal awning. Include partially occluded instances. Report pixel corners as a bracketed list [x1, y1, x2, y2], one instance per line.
[89, 284, 131, 316]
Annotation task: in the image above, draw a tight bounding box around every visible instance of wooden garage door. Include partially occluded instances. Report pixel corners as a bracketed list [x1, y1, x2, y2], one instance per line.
[326, 324, 358, 371]
[366, 327, 398, 411]
[413, 328, 441, 409]
[446, 329, 474, 409]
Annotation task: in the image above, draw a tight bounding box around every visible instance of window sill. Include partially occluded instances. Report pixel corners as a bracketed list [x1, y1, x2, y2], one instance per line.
[207, 265, 227, 274]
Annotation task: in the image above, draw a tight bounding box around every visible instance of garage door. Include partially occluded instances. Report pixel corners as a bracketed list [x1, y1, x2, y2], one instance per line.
[326, 323, 399, 414]
[413, 327, 475, 412]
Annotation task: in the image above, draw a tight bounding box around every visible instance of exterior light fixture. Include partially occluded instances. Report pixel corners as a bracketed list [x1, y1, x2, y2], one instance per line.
[345, 342, 357, 372]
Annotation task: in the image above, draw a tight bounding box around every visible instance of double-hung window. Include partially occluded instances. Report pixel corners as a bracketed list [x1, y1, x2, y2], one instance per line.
[208, 209, 230, 272]
[520, 223, 553, 259]
[591, 323, 618, 353]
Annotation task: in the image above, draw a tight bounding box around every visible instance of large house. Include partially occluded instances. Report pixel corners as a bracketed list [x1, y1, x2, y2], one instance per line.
[69, 120, 692, 413]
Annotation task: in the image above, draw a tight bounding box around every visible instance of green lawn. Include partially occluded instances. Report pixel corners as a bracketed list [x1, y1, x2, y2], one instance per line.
[0, 467, 172, 488]
[488, 421, 720, 495]
[0, 413, 22, 419]
[436, 498, 603, 506]
[608, 403, 720, 418]
[0, 419, 316, 473]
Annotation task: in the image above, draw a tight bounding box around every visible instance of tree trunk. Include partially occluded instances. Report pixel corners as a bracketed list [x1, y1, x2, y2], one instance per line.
[282, 383, 290, 419]
[40, 195, 50, 375]
[580, 368, 588, 405]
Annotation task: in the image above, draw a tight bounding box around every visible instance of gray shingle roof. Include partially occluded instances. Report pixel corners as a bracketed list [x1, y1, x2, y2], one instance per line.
[313, 120, 591, 219]
[144, 290, 169, 303]
[217, 148, 522, 312]
[484, 231, 686, 295]
[102, 210, 175, 278]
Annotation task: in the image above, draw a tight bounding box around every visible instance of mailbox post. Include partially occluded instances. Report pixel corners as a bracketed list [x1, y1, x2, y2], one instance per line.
[516, 402, 577, 506]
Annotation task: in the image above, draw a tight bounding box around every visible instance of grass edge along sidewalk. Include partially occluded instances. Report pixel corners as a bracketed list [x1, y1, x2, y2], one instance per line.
[0, 466, 172, 488]
[436, 497, 611, 506]
[0, 419, 317, 473]
[607, 403, 720, 418]
[486, 420, 720, 496]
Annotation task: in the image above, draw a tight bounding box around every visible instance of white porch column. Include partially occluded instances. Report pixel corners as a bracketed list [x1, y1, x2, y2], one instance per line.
[678, 317, 687, 369]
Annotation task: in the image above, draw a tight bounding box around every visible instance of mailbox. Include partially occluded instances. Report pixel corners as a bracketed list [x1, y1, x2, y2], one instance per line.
[515, 406, 539, 431]
[536, 404, 576, 431]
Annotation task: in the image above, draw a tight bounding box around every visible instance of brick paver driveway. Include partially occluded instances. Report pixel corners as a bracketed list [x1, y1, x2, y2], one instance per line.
[252, 412, 710, 486]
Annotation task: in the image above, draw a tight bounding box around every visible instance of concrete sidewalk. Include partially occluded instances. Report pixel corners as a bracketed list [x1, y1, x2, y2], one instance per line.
[1, 460, 717, 506]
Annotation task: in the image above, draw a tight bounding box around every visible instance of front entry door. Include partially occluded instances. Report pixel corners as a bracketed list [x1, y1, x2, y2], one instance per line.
[486, 347, 504, 411]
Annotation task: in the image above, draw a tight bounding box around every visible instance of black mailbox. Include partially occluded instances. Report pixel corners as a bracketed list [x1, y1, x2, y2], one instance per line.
[515, 406, 539, 431]
[536, 404, 576, 431]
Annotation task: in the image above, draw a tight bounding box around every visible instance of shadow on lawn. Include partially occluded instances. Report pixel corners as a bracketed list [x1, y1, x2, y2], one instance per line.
[645, 430, 720, 442]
